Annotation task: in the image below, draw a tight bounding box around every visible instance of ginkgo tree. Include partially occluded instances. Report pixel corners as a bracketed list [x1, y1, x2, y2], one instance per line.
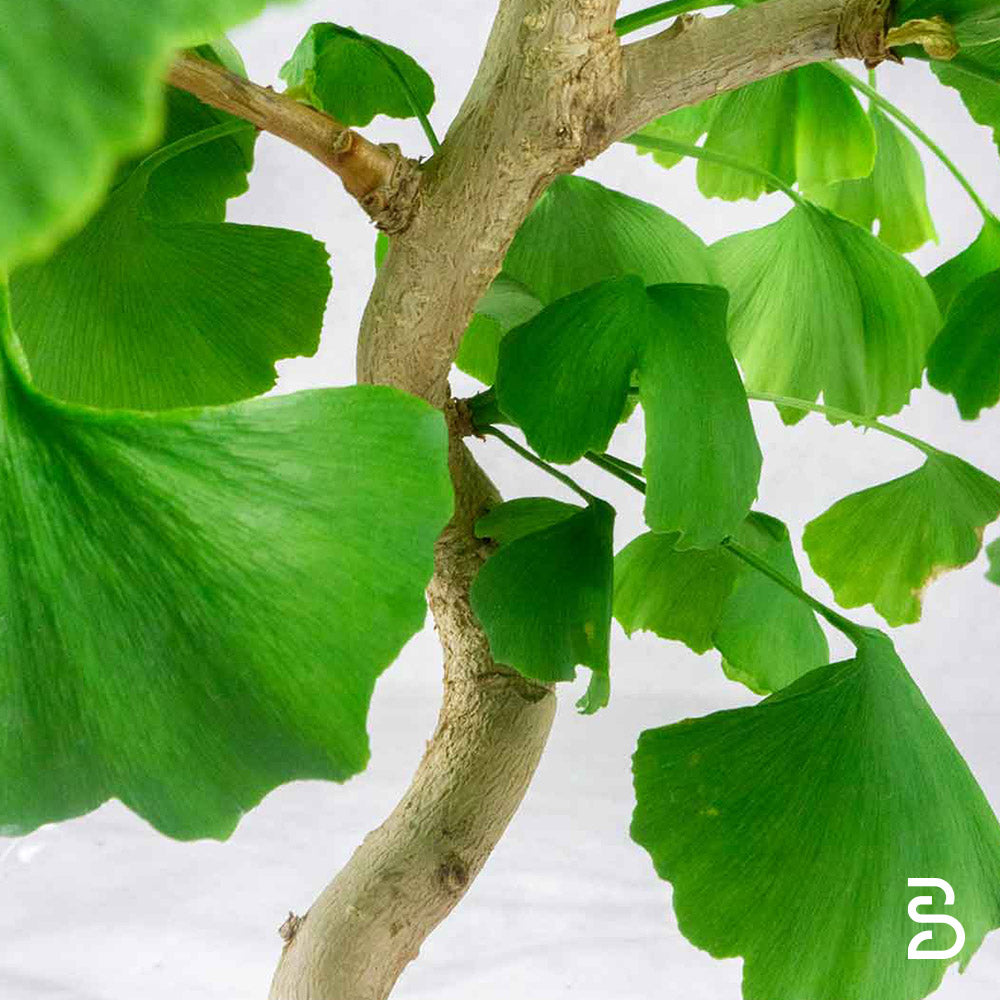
[2, 0, 1000, 998]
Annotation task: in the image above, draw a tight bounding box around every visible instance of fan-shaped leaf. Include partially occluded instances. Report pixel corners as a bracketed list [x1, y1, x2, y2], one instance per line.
[280, 23, 434, 127]
[927, 217, 1000, 315]
[712, 203, 940, 424]
[803, 452, 1000, 625]
[0, 284, 452, 840]
[630, 100, 719, 169]
[0, 0, 297, 269]
[494, 278, 761, 546]
[632, 629, 1000, 1000]
[931, 41, 1000, 157]
[9, 131, 331, 411]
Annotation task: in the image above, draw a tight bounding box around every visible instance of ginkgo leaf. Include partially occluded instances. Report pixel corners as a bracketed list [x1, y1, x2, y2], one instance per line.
[0, 285, 452, 840]
[9, 132, 331, 410]
[812, 107, 937, 253]
[0, 0, 296, 270]
[614, 513, 827, 693]
[987, 538, 1000, 583]
[803, 451, 1000, 625]
[470, 498, 614, 712]
[280, 23, 434, 127]
[494, 278, 761, 547]
[927, 269, 1000, 418]
[927, 217, 1000, 316]
[630, 99, 720, 169]
[455, 276, 543, 385]
[696, 66, 874, 200]
[632, 629, 1000, 1000]
[502, 175, 715, 305]
[712, 203, 940, 424]
[932, 41, 1000, 156]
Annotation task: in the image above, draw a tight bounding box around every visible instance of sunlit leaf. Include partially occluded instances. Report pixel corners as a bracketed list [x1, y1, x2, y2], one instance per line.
[632, 629, 1000, 1000]
[812, 107, 937, 253]
[712, 203, 940, 424]
[614, 513, 827, 693]
[10, 129, 331, 410]
[803, 452, 1000, 625]
[0, 284, 452, 840]
[280, 22, 434, 127]
[0, 0, 297, 269]
[932, 41, 1000, 157]
[927, 217, 1000, 315]
[494, 278, 761, 546]
[630, 99, 719, 169]
[471, 498, 614, 712]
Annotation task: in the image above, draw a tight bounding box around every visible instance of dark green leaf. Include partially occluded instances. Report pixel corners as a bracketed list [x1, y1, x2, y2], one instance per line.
[614, 514, 827, 693]
[812, 107, 937, 253]
[495, 278, 761, 546]
[10, 136, 331, 410]
[632, 629, 1000, 1000]
[932, 42, 1000, 157]
[280, 23, 434, 127]
[0, 284, 452, 840]
[0, 0, 294, 270]
[712, 204, 940, 424]
[927, 217, 1000, 316]
[470, 499, 614, 711]
[803, 452, 1000, 625]
[927, 269, 1000, 418]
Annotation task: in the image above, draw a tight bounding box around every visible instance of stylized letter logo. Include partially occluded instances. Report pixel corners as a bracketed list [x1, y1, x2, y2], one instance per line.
[907, 878, 966, 960]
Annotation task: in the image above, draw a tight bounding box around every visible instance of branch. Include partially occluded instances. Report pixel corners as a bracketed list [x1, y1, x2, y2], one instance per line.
[615, 0, 893, 139]
[167, 52, 419, 231]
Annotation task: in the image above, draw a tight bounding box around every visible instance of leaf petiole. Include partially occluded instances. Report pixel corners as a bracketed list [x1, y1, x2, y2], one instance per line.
[131, 119, 256, 183]
[481, 425, 595, 503]
[615, 0, 719, 36]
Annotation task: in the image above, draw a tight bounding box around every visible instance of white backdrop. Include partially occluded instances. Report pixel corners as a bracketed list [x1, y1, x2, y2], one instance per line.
[2, 2, 1000, 997]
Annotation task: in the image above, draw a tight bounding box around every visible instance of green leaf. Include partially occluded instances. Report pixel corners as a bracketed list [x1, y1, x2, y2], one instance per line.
[932, 42, 1000, 157]
[927, 217, 1000, 316]
[614, 513, 828, 693]
[0, 284, 453, 840]
[812, 107, 937, 253]
[632, 629, 1000, 1000]
[9, 133, 331, 410]
[494, 278, 761, 547]
[0, 0, 296, 270]
[470, 498, 614, 711]
[803, 452, 1000, 625]
[455, 277, 543, 385]
[927, 269, 1000, 418]
[697, 67, 874, 200]
[280, 23, 434, 127]
[630, 99, 720, 169]
[712, 203, 940, 424]
[987, 537, 1000, 583]
[502, 175, 715, 305]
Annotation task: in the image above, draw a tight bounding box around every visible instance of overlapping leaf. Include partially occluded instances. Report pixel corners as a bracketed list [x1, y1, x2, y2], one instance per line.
[280, 23, 434, 126]
[494, 278, 761, 547]
[803, 451, 1000, 625]
[712, 203, 940, 423]
[471, 498, 614, 713]
[614, 513, 828, 693]
[932, 40, 1000, 156]
[0, 0, 297, 269]
[632, 629, 1000, 1000]
[0, 284, 452, 840]
[812, 107, 937, 253]
[9, 124, 331, 410]
[928, 217, 1000, 315]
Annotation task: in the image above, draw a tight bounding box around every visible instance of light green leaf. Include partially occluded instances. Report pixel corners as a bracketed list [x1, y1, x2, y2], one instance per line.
[932, 41, 1000, 156]
[632, 629, 1000, 1000]
[927, 269, 1000, 418]
[630, 99, 719, 169]
[614, 513, 827, 693]
[9, 132, 331, 410]
[697, 67, 874, 200]
[927, 217, 1000, 316]
[502, 175, 715, 305]
[0, 0, 296, 270]
[0, 284, 452, 840]
[812, 107, 937, 253]
[280, 23, 434, 127]
[470, 498, 614, 711]
[803, 452, 1000, 625]
[456, 277, 543, 385]
[988, 538, 1000, 583]
[712, 203, 940, 424]
[494, 278, 761, 547]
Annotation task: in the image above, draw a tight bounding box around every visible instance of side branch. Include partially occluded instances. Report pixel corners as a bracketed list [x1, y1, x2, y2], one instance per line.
[168, 53, 419, 231]
[615, 0, 892, 139]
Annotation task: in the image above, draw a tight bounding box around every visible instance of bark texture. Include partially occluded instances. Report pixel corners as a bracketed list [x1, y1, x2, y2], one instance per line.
[267, 0, 893, 995]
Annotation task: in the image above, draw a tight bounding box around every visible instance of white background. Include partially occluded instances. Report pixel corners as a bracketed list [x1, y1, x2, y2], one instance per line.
[2, 1, 1000, 997]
